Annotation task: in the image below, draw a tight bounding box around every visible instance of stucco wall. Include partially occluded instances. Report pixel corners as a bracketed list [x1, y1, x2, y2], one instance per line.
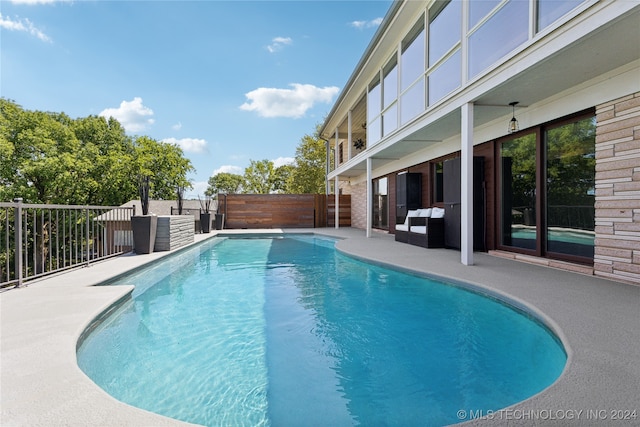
[594, 92, 640, 285]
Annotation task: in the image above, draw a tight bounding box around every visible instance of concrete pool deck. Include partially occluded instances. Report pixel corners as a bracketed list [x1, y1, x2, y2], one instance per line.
[1, 228, 639, 426]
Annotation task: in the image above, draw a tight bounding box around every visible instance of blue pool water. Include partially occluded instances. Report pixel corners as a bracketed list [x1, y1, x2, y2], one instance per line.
[77, 235, 566, 426]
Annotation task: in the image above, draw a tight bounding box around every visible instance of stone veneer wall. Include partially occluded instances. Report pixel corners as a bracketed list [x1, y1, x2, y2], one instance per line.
[594, 92, 640, 285]
[155, 215, 195, 251]
[349, 182, 367, 229]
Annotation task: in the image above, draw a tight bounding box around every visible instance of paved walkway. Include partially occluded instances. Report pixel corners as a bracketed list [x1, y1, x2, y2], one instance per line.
[1, 228, 638, 426]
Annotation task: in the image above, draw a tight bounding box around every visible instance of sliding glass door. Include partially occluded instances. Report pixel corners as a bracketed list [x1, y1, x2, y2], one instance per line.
[498, 112, 595, 263]
[545, 116, 596, 258]
[373, 177, 389, 230]
[500, 133, 538, 251]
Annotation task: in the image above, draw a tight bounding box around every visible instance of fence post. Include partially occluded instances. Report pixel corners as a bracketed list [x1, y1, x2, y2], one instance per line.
[14, 198, 23, 288]
[85, 208, 91, 266]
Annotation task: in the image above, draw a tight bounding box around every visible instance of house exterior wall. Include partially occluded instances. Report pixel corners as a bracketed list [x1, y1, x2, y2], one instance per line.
[350, 182, 367, 229]
[106, 221, 133, 254]
[324, 0, 639, 284]
[594, 92, 640, 284]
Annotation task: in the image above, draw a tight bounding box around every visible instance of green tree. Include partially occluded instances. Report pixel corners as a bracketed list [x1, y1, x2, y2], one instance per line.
[72, 115, 136, 205]
[545, 117, 595, 229]
[546, 117, 596, 205]
[243, 159, 279, 194]
[273, 164, 294, 193]
[286, 131, 327, 194]
[132, 135, 193, 201]
[0, 99, 195, 272]
[0, 100, 96, 273]
[0, 99, 194, 206]
[0, 99, 23, 201]
[0, 99, 87, 203]
[206, 172, 244, 195]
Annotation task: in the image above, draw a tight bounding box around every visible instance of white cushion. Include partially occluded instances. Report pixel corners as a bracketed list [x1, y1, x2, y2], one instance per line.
[396, 224, 409, 232]
[403, 209, 420, 226]
[411, 226, 427, 234]
[431, 207, 445, 218]
[419, 208, 432, 217]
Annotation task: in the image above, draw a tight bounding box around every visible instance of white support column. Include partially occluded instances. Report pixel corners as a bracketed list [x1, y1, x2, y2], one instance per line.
[366, 157, 373, 238]
[325, 138, 331, 195]
[461, 102, 474, 265]
[334, 176, 339, 229]
[347, 110, 353, 161]
[334, 127, 339, 168]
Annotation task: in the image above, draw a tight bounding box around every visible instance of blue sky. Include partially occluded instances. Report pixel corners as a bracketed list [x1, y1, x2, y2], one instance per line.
[1, 0, 391, 197]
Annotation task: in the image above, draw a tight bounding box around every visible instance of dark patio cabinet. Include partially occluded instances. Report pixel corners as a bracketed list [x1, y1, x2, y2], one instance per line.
[443, 157, 485, 250]
[396, 172, 421, 224]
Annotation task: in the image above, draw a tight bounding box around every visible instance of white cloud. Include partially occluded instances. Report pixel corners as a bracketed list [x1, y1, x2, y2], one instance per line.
[273, 157, 295, 168]
[350, 17, 383, 30]
[186, 181, 209, 198]
[0, 13, 51, 42]
[267, 36, 292, 53]
[212, 165, 244, 176]
[162, 137, 208, 154]
[99, 97, 155, 133]
[239, 83, 339, 118]
[172, 122, 182, 131]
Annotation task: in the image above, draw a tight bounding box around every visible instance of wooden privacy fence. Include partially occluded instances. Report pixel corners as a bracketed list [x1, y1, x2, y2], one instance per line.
[222, 194, 350, 229]
[327, 195, 351, 228]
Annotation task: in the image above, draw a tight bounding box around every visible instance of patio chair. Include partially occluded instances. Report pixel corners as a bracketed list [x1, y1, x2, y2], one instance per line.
[395, 209, 421, 243]
[405, 207, 445, 248]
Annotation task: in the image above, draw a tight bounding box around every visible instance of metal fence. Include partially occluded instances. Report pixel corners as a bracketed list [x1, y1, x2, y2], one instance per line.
[1, 198, 135, 289]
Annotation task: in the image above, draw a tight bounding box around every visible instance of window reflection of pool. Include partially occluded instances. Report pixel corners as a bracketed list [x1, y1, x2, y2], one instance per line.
[510, 226, 595, 257]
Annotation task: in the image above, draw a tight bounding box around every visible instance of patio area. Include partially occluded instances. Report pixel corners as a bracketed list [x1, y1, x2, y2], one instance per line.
[1, 228, 638, 426]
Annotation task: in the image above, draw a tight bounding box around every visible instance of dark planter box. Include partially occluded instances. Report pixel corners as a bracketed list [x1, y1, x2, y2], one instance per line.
[200, 212, 211, 233]
[131, 215, 158, 254]
[214, 213, 225, 230]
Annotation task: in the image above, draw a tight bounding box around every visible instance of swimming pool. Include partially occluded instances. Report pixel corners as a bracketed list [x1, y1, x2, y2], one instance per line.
[77, 235, 566, 426]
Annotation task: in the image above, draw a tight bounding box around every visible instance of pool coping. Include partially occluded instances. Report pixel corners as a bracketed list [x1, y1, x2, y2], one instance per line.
[1, 228, 639, 426]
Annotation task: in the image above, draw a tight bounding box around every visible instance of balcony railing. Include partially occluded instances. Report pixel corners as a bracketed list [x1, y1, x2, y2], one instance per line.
[0, 198, 135, 289]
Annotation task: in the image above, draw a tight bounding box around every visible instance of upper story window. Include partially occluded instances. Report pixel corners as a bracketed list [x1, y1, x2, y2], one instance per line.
[382, 57, 398, 136]
[367, 75, 382, 145]
[367, 75, 381, 120]
[401, 17, 425, 92]
[469, 0, 501, 29]
[428, 0, 462, 105]
[383, 58, 398, 109]
[538, 0, 584, 31]
[428, 0, 461, 67]
[353, 0, 588, 143]
[468, 0, 529, 79]
[428, 50, 461, 105]
[400, 17, 425, 125]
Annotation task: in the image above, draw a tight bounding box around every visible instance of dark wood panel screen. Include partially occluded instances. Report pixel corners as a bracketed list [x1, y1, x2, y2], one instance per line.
[223, 194, 350, 229]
